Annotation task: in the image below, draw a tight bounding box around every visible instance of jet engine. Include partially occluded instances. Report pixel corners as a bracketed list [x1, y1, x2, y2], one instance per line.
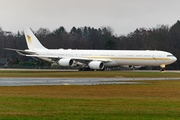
[58, 59, 74, 66]
[88, 61, 104, 70]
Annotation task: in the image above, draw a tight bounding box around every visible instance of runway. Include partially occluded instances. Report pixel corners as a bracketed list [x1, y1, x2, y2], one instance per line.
[0, 77, 180, 86]
[0, 69, 180, 86]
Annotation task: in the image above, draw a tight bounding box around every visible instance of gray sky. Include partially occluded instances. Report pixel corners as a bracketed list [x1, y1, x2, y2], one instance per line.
[0, 0, 180, 35]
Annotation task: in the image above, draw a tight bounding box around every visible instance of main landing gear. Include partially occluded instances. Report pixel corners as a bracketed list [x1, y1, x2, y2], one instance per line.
[78, 67, 105, 71]
[78, 67, 91, 71]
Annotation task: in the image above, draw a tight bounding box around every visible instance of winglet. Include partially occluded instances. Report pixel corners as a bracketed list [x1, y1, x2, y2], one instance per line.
[24, 27, 47, 50]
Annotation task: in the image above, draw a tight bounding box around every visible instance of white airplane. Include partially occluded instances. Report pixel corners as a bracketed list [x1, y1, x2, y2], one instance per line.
[5, 27, 177, 71]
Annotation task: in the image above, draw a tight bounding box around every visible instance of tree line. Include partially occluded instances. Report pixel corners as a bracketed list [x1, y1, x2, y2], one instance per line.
[1, 21, 180, 69]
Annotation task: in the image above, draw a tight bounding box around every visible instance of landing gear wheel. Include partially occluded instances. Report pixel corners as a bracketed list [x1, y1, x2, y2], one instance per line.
[160, 68, 165, 71]
[78, 67, 91, 71]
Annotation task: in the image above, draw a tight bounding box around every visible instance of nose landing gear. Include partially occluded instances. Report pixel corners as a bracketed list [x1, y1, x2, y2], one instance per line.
[160, 64, 165, 71]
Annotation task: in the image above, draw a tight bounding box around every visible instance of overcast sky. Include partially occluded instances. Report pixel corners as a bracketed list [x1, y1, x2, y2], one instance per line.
[0, 0, 180, 35]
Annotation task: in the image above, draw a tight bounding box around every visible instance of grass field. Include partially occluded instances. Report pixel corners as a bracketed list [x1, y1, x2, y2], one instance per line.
[0, 70, 180, 78]
[0, 80, 180, 119]
[0, 70, 180, 119]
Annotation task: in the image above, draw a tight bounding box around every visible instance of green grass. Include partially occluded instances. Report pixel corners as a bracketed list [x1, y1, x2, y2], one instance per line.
[0, 80, 180, 119]
[0, 70, 179, 78]
[0, 70, 180, 119]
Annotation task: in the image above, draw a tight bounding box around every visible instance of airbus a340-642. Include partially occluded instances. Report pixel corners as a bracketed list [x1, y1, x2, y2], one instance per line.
[5, 27, 177, 71]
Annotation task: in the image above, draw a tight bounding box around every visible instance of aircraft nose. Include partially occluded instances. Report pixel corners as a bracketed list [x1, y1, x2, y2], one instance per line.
[172, 56, 177, 62]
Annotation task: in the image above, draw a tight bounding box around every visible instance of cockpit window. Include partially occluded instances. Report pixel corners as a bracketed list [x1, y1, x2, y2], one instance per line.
[167, 55, 174, 57]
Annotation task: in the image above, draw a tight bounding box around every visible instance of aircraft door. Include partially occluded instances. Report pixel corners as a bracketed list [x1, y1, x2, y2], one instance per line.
[153, 54, 161, 64]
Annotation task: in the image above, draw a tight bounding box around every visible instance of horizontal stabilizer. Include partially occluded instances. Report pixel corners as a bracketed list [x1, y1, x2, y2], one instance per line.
[4, 48, 35, 56]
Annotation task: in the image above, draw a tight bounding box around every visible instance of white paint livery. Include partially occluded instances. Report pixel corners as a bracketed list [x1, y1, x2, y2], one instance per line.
[5, 27, 177, 71]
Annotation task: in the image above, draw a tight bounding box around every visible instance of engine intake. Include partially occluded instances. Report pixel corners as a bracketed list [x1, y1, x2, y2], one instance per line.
[58, 59, 74, 66]
[88, 61, 104, 70]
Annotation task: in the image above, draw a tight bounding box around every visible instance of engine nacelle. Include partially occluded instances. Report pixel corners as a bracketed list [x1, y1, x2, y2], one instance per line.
[58, 59, 74, 66]
[88, 61, 104, 70]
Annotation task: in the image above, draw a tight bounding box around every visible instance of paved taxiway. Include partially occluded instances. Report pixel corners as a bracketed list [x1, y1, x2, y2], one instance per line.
[0, 77, 180, 86]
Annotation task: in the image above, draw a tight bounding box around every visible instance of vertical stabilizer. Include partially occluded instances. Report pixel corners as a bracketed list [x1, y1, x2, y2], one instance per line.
[24, 27, 47, 50]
